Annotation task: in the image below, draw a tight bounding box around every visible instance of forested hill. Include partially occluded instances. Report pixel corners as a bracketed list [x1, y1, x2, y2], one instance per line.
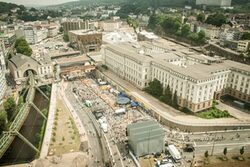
[0, 2, 26, 14]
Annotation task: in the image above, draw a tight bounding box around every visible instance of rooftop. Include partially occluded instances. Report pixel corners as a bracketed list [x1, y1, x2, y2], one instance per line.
[69, 29, 102, 36]
[105, 40, 250, 81]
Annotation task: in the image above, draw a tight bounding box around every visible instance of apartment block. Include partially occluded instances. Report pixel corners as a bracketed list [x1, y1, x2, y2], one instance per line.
[103, 39, 250, 112]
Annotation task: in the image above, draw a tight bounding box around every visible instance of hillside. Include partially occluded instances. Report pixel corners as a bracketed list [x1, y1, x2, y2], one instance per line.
[0, 2, 26, 14]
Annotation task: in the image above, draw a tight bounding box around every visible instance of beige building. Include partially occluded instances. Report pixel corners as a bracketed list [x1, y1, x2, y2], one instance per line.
[68, 30, 102, 53]
[237, 40, 250, 52]
[8, 53, 54, 84]
[103, 39, 250, 112]
[62, 19, 90, 34]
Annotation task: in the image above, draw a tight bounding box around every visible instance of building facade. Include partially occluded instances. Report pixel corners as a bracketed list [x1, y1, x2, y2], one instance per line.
[8, 53, 54, 84]
[104, 40, 250, 112]
[127, 120, 164, 157]
[68, 30, 102, 53]
[0, 41, 6, 104]
[62, 19, 90, 34]
[196, 0, 231, 7]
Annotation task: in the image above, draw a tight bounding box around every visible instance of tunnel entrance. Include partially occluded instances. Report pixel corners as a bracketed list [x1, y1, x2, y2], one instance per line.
[23, 69, 37, 77]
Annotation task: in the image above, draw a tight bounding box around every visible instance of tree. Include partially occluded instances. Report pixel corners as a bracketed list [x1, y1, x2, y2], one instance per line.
[172, 90, 178, 108]
[223, 147, 227, 158]
[3, 97, 17, 121]
[240, 146, 245, 156]
[241, 32, 250, 40]
[59, 26, 64, 33]
[197, 13, 205, 22]
[205, 13, 227, 27]
[0, 110, 8, 135]
[15, 38, 32, 56]
[198, 30, 206, 43]
[63, 34, 69, 42]
[204, 150, 209, 158]
[145, 79, 163, 97]
[181, 24, 190, 37]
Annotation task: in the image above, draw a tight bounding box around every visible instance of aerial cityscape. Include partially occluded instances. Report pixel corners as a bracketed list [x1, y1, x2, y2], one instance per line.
[0, 0, 249, 167]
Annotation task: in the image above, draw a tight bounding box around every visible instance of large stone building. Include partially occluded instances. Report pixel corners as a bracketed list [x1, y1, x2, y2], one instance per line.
[103, 39, 250, 112]
[62, 19, 91, 34]
[196, 0, 231, 7]
[68, 30, 102, 53]
[8, 53, 54, 84]
[127, 120, 164, 157]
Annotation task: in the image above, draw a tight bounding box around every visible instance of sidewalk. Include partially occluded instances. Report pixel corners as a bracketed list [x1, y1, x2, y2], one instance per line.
[60, 81, 88, 144]
[40, 83, 57, 158]
[100, 70, 250, 127]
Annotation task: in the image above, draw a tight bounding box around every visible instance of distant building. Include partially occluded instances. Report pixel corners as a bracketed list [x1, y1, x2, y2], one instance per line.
[62, 19, 91, 34]
[24, 26, 48, 44]
[127, 120, 164, 157]
[98, 20, 122, 32]
[0, 40, 6, 104]
[0, 33, 16, 47]
[47, 26, 58, 38]
[196, 0, 231, 7]
[54, 54, 95, 79]
[8, 53, 54, 84]
[137, 31, 158, 42]
[237, 40, 250, 52]
[0, 40, 6, 71]
[68, 30, 102, 53]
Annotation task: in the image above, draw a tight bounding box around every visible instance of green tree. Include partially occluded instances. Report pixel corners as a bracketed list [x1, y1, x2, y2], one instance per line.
[0, 110, 8, 135]
[63, 34, 69, 42]
[3, 97, 17, 121]
[223, 147, 227, 158]
[172, 90, 178, 108]
[205, 13, 227, 27]
[15, 38, 32, 56]
[59, 26, 64, 33]
[204, 150, 209, 158]
[198, 30, 206, 43]
[241, 32, 250, 40]
[197, 13, 205, 22]
[145, 79, 163, 97]
[240, 146, 245, 156]
[181, 24, 190, 37]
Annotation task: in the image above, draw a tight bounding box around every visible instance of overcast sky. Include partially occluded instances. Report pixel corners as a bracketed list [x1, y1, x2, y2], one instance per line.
[1, 0, 77, 6]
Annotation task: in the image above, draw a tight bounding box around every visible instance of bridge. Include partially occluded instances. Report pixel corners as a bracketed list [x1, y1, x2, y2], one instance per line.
[0, 71, 49, 159]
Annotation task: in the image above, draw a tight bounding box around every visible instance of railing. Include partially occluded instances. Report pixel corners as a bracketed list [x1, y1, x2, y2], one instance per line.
[0, 72, 36, 158]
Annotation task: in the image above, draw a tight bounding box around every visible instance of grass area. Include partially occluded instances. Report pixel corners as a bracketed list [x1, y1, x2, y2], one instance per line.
[49, 97, 80, 155]
[196, 108, 232, 119]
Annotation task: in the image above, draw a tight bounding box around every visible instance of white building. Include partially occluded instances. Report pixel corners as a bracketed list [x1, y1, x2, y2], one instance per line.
[237, 40, 250, 52]
[99, 20, 122, 32]
[24, 26, 48, 44]
[0, 39, 7, 104]
[103, 39, 250, 112]
[196, 0, 231, 7]
[48, 26, 58, 38]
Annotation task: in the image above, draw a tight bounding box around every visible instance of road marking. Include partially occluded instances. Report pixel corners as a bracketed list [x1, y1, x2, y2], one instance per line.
[193, 141, 196, 147]
[196, 142, 250, 147]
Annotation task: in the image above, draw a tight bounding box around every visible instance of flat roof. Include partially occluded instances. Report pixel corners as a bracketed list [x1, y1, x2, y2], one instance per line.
[105, 41, 250, 81]
[69, 29, 102, 35]
[56, 55, 90, 65]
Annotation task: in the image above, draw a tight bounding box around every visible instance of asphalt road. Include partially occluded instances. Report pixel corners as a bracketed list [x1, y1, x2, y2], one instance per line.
[64, 82, 105, 167]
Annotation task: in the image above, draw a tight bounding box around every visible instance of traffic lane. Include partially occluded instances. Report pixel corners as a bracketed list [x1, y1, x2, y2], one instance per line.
[65, 87, 103, 166]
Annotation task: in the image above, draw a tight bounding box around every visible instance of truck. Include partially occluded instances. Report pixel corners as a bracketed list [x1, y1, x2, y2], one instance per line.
[168, 145, 181, 162]
[115, 108, 126, 115]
